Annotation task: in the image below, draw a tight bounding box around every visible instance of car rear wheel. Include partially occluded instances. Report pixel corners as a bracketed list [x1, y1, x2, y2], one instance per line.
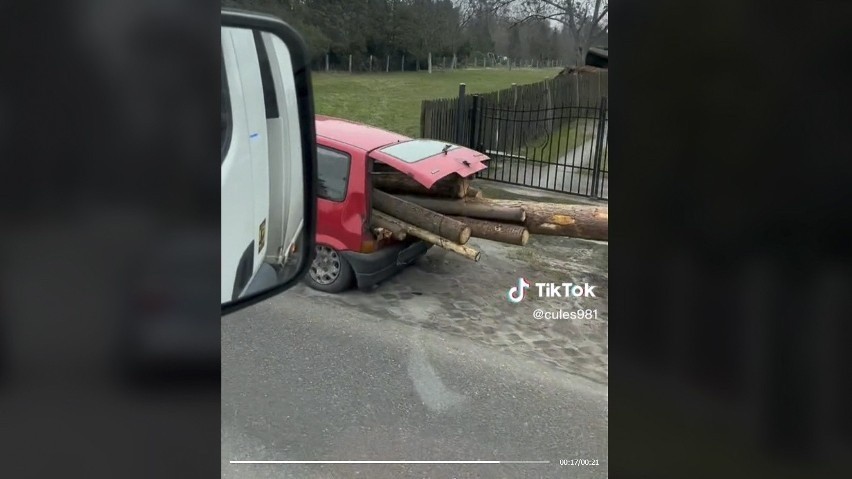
[305, 245, 354, 293]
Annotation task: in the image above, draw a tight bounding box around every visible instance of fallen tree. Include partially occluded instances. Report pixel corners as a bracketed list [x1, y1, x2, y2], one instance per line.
[372, 211, 481, 261]
[467, 198, 608, 241]
[372, 172, 469, 198]
[372, 189, 471, 245]
[394, 195, 526, 223]
[448, 216, 529, 246]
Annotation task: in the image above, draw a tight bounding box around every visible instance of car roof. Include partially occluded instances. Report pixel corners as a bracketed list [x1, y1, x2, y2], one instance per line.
[315, 115, 409, 152]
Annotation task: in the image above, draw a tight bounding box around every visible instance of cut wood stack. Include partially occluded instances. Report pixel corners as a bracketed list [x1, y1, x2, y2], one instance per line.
[369, 170, 607, 262]
[372, 172, 471, 198]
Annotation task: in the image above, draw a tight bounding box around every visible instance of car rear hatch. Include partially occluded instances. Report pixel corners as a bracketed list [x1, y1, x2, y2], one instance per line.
[369, 139, 489, 189]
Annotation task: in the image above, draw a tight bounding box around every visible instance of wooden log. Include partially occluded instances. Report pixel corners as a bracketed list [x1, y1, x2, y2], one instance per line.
[395, 195, 526, 223]
[372, 211, 480, 261]
[371, 214, 407, 241]
[448, 216, 529, 246]
[465, 186, 483, 198]
[372, 190, 471, 244]
[372, 172, 469, 198]
[467, 198, 607, 240]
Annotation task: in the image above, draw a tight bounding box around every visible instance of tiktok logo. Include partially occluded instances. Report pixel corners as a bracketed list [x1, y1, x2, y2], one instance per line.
[507, 277, 530, 303]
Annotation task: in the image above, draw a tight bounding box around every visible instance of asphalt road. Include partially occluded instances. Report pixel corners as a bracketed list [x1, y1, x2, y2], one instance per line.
[222, 289, 608, 479]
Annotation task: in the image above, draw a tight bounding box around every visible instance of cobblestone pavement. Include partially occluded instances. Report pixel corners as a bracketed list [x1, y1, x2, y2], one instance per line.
[293, 229, 608, 385]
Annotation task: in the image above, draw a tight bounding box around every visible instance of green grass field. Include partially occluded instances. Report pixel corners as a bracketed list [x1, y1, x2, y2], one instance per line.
[312, 68, 562, 137]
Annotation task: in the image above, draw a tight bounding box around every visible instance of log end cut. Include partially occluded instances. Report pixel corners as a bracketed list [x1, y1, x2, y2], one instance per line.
[459, 226, 471, 245]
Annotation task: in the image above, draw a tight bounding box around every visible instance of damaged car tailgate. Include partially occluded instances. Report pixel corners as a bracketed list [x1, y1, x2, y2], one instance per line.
[369, 139, 489, 188]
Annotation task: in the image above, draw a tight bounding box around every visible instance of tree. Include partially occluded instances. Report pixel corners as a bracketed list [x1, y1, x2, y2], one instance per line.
[495, 0, 608, 67]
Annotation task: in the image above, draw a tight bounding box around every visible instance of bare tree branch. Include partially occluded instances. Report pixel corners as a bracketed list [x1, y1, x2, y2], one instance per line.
[510, 12, 568, 28]
[469, 0, 608, 66]
[595, 7, 608, 24]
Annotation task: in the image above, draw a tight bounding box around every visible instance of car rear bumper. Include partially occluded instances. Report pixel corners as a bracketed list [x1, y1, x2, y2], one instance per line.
[340, 240, 430, 290]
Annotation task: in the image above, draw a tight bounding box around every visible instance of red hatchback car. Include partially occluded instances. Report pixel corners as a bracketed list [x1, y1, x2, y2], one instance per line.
[304, 116, 489, 292]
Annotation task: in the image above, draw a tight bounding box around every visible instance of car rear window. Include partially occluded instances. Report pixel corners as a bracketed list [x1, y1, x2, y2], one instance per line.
[317, 146, 350, 202]
[379, 139, 460, 163]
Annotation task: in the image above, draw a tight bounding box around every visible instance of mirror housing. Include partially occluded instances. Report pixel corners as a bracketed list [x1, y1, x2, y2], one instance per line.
[221, 9, 317, 314]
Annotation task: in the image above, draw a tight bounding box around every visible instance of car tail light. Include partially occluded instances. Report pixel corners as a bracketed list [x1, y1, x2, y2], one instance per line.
[362, 166, 376, 253]
[361, 214, 378, 253]
[360, 238, 376, 253]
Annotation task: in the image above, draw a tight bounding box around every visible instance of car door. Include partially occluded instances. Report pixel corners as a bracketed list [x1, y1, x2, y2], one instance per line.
[255, 30, 304, 265]
[220, 27, 270, 302]
[315, 138, 366, 252]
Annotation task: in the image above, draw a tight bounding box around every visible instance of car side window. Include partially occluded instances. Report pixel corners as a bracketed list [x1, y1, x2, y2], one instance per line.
[317, 146, 350, 202]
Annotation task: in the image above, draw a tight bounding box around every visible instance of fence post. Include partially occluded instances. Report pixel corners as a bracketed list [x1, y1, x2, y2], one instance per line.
[455, 83, 466, 144]
[468, 95, 481, 150]
[420, 99, 427, 137]
[428, 52, 432, 73]
[348, 54, 352, 73]
[591, 97, 608, 198]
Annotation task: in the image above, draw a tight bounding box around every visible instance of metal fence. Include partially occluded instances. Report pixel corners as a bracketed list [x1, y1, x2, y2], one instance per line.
[472, 99, 608, 199]
[421, 78, 608, 199]
[312, 52, 568, 73]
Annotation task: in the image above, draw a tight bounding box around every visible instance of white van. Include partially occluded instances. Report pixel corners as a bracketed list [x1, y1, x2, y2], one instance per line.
[221, 25, 305, 304]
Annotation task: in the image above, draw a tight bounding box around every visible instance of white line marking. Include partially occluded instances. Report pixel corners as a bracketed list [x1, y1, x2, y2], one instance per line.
[230, 461, 550, 464]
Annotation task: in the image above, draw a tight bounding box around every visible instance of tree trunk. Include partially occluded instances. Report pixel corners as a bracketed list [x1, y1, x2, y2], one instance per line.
[449, 216, 528, 246]
[372, 172, 469, 198]
[373, 211, 480, 261]
[428, 52, 432, 73]
[395, 196, 526, 223]
[371, 213, 407, 241]
[465, 186, 482, 199]
[372, 190, 471, 244]
[468, 198, 607, 240]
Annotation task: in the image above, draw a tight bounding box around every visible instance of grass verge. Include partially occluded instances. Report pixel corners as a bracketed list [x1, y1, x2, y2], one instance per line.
[313, 68, 562, 137]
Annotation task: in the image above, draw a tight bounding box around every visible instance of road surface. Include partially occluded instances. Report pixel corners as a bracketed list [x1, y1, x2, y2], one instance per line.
[222, 292, 608, 478]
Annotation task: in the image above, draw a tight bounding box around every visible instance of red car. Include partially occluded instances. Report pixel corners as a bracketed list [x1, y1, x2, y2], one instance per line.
[304, 116, 489, 292]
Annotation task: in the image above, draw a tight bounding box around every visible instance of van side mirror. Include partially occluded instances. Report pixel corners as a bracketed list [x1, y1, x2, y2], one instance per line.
[221, 9, 317, 314]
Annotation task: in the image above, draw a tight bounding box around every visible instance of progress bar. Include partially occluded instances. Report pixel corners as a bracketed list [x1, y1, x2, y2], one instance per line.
[230, 460, 550, 464]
